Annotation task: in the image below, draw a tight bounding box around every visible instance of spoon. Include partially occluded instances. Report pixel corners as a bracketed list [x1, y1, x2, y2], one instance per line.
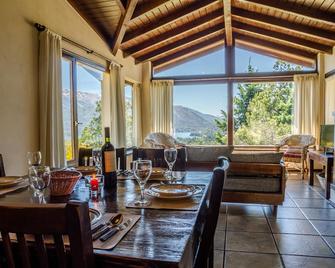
[92, 213, 123, 240]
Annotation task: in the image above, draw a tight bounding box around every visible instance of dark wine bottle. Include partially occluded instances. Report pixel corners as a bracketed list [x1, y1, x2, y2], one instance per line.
[101, 127, 117, 189]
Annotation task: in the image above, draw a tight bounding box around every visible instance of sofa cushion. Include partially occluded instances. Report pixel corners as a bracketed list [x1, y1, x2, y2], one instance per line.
[224, 176, 281, 193]
[229, 151, 283, 164]
[186, 145, 234, 162]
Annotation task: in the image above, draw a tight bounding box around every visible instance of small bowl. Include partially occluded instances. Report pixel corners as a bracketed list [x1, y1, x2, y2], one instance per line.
[50, 170, 81, 196]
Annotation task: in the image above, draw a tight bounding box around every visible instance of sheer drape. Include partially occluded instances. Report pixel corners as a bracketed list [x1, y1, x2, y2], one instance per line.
[39, 30, 66, 168]
[150, 80, 174, 135]
[101, 64, 126, 147]
[293, 74, 321, 143]
[325, 75, 335, 124]
[133, 83, 142, 146]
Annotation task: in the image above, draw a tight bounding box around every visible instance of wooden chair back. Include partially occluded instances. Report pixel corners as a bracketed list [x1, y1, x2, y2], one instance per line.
[0, 201, 95, 268]
[194, 157, 229, 268]
[0, 154, 5, 177]
[132, 147, 187, 171]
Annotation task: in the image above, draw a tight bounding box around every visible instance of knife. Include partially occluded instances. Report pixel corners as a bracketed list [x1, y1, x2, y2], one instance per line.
[99, 219, 132, 242]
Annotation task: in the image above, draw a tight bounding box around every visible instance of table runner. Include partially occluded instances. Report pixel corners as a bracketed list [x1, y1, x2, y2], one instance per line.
[126, 184, 206, 211]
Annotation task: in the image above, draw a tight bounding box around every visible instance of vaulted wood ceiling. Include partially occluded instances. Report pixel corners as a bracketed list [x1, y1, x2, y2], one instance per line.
[68, 0, 335, 72]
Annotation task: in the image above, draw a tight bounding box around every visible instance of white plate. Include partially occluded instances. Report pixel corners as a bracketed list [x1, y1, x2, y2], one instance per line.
[145, 185, 202, 199]
[149, 184, 195, 197]
[0, 176, 24, 188]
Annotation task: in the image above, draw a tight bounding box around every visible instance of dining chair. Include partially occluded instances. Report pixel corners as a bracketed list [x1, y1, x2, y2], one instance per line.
[0, 154, 5, 177]
[132, 147, 187, 171]
[0, 201, 95, 268]
[194, 156, 229, 268]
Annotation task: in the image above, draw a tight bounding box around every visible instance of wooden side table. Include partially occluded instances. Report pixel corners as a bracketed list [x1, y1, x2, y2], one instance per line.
[308, 150, 334, 199]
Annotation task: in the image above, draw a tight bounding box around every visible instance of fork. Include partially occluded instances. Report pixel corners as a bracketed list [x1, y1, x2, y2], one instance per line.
[99, 219, 132, 242]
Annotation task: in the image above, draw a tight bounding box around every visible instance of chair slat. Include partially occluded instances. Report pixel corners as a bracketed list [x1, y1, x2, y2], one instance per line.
[34, 234, 48, 268]
[53, 234, 66, 268]
[16, 233, 31, 268]
[1, 231, 15, 268]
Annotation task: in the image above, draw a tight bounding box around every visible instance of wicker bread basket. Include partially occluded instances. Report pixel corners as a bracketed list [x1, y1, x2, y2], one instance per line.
[50, 170, 82, 196]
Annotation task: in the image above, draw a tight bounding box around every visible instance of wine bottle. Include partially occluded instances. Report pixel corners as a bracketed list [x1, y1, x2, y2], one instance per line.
[101, 127, 117, 189]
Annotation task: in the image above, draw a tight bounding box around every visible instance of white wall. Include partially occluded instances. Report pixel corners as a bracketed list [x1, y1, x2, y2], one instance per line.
[0, 0, 142, 175]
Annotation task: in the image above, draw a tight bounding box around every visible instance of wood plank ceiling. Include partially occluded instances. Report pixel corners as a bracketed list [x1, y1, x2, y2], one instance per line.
[68, 0, 335, 72]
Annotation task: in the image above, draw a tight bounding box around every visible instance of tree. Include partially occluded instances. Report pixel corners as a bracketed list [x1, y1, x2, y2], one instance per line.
[214, 110, 228, 144]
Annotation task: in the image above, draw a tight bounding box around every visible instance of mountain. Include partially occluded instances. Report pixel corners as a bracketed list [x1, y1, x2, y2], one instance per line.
[173, 105, 219, 133]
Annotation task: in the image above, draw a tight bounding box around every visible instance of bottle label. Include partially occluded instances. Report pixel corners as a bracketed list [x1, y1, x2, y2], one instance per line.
[104, 151, 116, 172]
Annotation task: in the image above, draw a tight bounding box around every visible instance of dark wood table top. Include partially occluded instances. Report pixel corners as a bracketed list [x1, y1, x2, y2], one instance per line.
[0, 171, 212, 268]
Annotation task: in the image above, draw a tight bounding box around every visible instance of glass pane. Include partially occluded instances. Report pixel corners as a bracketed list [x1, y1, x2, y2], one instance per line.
[76, 62, 103, 149]
[233, 80, 294, 145]
[154, 47, 225, 77]
[61, 58, 74, 161]
[235, 47, 314, 73]
[173, 84, 228, 145]
[125, 84, 134, 147]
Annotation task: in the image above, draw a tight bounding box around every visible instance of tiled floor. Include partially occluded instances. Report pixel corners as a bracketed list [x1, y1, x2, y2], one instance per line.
[214, 174, 335, 268]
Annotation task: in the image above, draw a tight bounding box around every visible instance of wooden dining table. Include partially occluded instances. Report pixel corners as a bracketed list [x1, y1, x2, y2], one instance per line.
[0, 171, 213, 268]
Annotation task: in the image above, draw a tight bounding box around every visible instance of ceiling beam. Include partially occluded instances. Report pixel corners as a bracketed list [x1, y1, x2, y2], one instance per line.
[123, 9, 223, 57]
[233, 21, 333, 54]
[122, 0, 218, 44]
[135, 24, 224, 63]
[111, 0, 138, 55]
[154, 44, 225, 73]
[223, 0, 233, 46]
[131, 0, 170, 20]
[235, 33, 316, 67]
[115, 0, 126, 15]
[232, 7, 335, 43]
[152, 34, 225, 69]
[242, 0, 335, 25]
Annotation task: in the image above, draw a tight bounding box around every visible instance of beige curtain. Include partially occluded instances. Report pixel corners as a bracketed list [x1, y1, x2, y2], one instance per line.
[132, 83, 142, 146]
[293, 74, 321, 143]
[101, 64, 126, 147]
[150, 80, 174, 134]
[39, 30, 66, 168]
[325, 75, 335, 124]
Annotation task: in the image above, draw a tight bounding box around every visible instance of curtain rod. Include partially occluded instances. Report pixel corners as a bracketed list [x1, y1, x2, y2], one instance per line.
[34, 23, 123, 68]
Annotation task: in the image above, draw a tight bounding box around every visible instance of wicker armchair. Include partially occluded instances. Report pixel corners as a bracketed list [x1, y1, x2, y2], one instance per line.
[275, 135, 316, 179]
[144, 132, 185, 149]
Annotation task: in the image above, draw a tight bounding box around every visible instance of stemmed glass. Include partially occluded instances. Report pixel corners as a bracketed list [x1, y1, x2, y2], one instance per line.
[133, 160, 152, 207]
[27, 151, 42, 167]
[92, 150, 102, 175]
[28, 165, 51, 202]
[164, 148, 177, 182]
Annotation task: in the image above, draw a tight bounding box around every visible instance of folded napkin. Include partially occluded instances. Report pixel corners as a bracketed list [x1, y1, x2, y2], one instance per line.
[0, 180, 29, 196]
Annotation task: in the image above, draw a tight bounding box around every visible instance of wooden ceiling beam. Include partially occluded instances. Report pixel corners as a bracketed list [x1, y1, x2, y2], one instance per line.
[233, 21, 333, 54]
[135, 24, 224, 63]
[223, 0, 233, 46]
[232, 7, 335, 42]
[131, 0, 170, 20]
[122, 0, 218, 44]
[115, 0, 126, 15]
[234, 33, 316, 66]
[111, 0, 138, 55]
[154, 44, 225, 73]
[242, 0, 335, 25]
[123, 9, 223, 57]
[152, 34, 225, 69]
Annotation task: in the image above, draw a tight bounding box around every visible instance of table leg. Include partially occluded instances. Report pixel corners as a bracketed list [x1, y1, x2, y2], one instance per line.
[326, 159, 332, 200]
[309, 158, 314, 186]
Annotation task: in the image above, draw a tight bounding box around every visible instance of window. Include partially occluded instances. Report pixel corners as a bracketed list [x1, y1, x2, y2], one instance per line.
[153, 47, 225, 77]
[173, 84, 228, 145]
[233, 81, 294, 145]
[61, 55, 103, 162]
[125, 83, 134, 148]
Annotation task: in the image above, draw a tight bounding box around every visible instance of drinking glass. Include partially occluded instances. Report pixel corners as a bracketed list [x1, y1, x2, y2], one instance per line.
[28, 166, 51, 198]
[164, 148, 178, 182]
[27, 151, 42, 167]
[92, 150, 102, 175]
[133, 160, 152, 207]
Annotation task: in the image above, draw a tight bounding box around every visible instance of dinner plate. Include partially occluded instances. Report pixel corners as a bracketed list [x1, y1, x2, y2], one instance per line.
[145, 184, 202, 199]
[89, 208, 102, 225]
[150, 184, 195, 197]
[0, 176, 24, 188]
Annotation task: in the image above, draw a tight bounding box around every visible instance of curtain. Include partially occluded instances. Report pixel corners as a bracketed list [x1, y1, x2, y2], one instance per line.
[132, 83, 143, 146]
[101, 64, 126, 147]
[39, 30, 66, 168]
[150, 80, 174, 134]
[293, 74, 321, 143]
[325, 75, 335, 124]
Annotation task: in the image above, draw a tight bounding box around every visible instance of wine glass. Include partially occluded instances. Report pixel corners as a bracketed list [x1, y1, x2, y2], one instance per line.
[27, 151, 42, 167]
[133, 160, 152, 207]
[28, 166, 50, 200]
[164, 148, 178, 182]
[92, 150, 102, 175]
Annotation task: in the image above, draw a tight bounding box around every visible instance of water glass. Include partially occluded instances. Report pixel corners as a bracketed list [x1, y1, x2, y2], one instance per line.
[28, 165, 51, 197]
[164, 148, 177, 182]
[92, 150, 102, 174]
[27, 151, 42, 166]
[133, 160, 152, 207]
